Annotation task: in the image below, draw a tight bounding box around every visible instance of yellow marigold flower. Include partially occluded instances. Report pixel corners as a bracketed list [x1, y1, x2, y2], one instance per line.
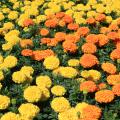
[43, 56, 60, 70]
[18, 103, 40, 119]
[24, 86, 42, 103]
[0, 112, 18, 120]
[88, 70, 101, 81]
[40, 87, 50, 101]
[8, 11, 18, 20]
[75, 18, 86, 24]
[21, 66, 34, 75]
[106, 16, 113, 23]
[58, 108, 78, 120]
[0, 12, 5, 21]
[68, 59, 79, 67]
[51, 97, 71, 112]
[0, 55, 3, 64]
[3, 55, 17, 68]
[65, 9, 74, 16]
[36, 15, 46, 23]
[81, 70, 90, 78]
[75, 102, 89, 114]
[9, 0, 17, 3]
[76, 78, 86, 83]
[87, 11, 96, 17]
[12, 71, 27, 83]
[3, 22, 14, 30]
[2, 42, 13, 51]
[2, 8, 10, 14]
[51, 85, 66, 96]
[0, 71, 4, 81]
[59, 67, 78, 78]
[51, 5, 61, 13]
[36, 75, 52, 88]
[0, 95, 10, 110]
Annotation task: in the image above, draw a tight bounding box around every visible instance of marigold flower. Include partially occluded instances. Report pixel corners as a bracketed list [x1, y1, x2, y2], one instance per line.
[110, 49, 120, 60]
[32, 49, 55, 61]
[107, 74, 120, 85]
[109, 24, 119, 31]
[40, 28, 49, 36]
[63, 41, 78, 53]
[101, 62, 117, 74]
[45, 19, 58, 28]
[65, 34, 80, 43]
[100, 27, 110, 34]
[98, 34, 109, 47]
[41, 38, 51, 44]
[67, 23, 79, 31]
[95, 14, 106, 21]
[107, 32, 119, 40]
[80, 81, 97, 93]
[0, 112, 18, 120]
[116, 41, 120, 50]
[20, 39, 33, 48]
[36, 75, 52, 88]
[68, 59, 79, 67]
[82, 43, 97, 54]
[51, 97, 70, 113]
[55, 32, 66, 42]
[21, 49, 33, 56]
[112, 84, 120, 96]
[95, 90, 114, 103]
[23, 18, 34, 27]
[24, 86, 42, 103]
[80, 54, 99, 68]
[56, 12, 65, 18]
[47, 38, 58, 46]
[58, 20, 66, 27]
[51, 85, 66, 96]
[0, 95, 10, 110]
[86, 34, 99, 44]
[86, 17, 96, 24]
[43, 56, 60, 70]
[76, 27, 90, 36]
[63, 14, 73, 24]
[18, 103, 40, 119]
[98, 83, 107, 90]
[82, 105, 102, 119]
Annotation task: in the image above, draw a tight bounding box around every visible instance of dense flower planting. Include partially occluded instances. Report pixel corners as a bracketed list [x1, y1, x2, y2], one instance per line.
[0, 0, 120, 120]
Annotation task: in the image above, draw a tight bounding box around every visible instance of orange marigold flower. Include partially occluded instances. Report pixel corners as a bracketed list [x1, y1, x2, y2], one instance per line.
[41, 38, 51, 44]
[86, 17, 96, 24]
[63, 41, 78, 53]
[40, 28, 49, 36]
[98, 83, 107, 90]
[23, 18, 34, 27]
[109, 24, 119, 31]
[63, 14, 73, 24]
[20, 39, 33, 48]
[82, 105, 102, 119]
[58, 20, 66, 27]
[21, 49, 33, 56]
[100, 27, 110, 34]
[56, 12, 65, 18]
[67, 23, 79, 31]
[47, 38, 58, 46]
[107, 32, 119, 40]
[95, 14, 106, 22]
[45, 19, 58, 28]
[32, 49, 55, 61]
[82, 43, 97, 54]
[80, 54, 99, 68]
[65, 34, 80, 43]
[112, 84, 120, 96]
[98, 34, 109, 47]
[95, 90, 114, 103]
[101, 62, 117, 74]
[80, 81, 97, 92]
[76, 27, 90, 36]
[55, 32, 66, 42]
[86, 34, 99, 44]
[80, 118, 98, 120]
[110, 49, 120, 60]
[107, 74, 120, 85]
